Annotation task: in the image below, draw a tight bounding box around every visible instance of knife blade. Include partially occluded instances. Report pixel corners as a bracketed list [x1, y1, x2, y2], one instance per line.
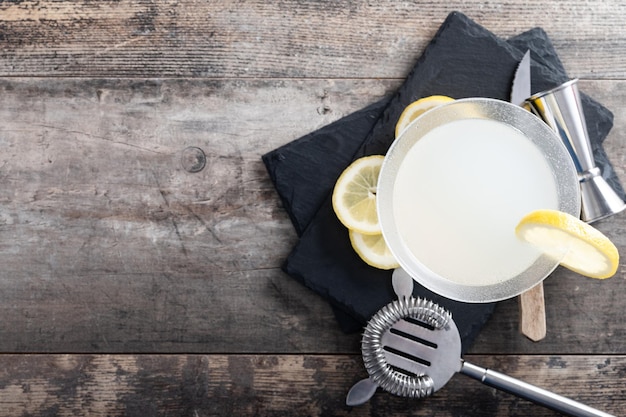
[511, 49, 547, 342]
[510, 50, 531, 106]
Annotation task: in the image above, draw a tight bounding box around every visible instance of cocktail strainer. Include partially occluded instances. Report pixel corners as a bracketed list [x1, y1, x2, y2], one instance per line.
[347, 296, 615, 417]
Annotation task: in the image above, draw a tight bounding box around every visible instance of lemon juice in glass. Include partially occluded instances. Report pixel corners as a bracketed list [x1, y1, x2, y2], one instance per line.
[377, 98, 581, 303]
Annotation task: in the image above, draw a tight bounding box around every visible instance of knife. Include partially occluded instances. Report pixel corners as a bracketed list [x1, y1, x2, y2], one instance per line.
[511, 50, 547, 342]
[511, 50, 531, 106]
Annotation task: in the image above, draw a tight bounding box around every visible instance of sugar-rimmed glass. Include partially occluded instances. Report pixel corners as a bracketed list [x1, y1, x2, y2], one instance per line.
[377, 98, 580, 303]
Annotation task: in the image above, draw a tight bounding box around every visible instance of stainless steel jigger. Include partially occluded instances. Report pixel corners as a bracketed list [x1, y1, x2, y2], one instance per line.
[525, 79, 626, 223]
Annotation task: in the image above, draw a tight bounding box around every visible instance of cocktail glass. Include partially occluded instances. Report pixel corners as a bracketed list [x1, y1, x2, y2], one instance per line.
[377, 98, 580, 303]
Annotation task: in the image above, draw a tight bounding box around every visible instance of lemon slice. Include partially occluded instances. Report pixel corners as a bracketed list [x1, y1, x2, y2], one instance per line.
[516, 209, 619, 279]
[395, 95, 455, 137]
[332, 155, 384, 235]
[349, 230, 399, 270]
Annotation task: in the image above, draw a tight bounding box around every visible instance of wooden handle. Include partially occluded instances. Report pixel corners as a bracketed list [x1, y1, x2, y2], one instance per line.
[519, 283, 546, 342]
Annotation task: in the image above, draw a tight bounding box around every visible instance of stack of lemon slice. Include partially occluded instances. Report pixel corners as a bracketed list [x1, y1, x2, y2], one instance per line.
[332, 155, 398, 269]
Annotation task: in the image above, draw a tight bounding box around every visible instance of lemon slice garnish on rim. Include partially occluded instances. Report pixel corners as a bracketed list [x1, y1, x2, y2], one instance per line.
[332, 155, 384, 235]
[516, 209, 619, 279]
[395, 95, 455, 137]
[349, 230, 399, 270]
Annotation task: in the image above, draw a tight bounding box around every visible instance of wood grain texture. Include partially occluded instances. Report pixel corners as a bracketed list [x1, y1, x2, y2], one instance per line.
[0, 77, 394, 353]
[0, 78, 625, 354]
[519, 283, 546, 342]
[1, 0, 625, 79]
[1, 1, 626, 415]
[0, 354, 622, 417]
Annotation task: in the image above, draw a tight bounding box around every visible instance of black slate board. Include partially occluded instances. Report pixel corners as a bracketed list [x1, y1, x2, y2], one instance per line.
[263, 12, 622, 353]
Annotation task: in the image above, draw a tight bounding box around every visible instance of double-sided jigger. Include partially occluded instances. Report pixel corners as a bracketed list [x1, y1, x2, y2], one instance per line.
[525, 79, 626, 223]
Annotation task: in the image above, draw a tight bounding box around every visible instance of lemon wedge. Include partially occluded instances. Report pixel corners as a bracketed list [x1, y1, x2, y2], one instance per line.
[332, 155, 384, 235]
[516, 209, 619, 279]
[395, 95, 455, 137]
[349, 230, 399, 270]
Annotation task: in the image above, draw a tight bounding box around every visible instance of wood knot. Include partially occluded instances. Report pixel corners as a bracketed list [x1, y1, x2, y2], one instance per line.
[181, 146, 206, 173]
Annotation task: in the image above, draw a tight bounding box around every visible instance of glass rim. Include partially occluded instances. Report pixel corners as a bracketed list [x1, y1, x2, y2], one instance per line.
[377, 97, 581, 303]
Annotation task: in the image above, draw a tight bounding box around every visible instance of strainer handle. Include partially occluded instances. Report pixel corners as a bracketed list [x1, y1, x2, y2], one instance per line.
[461, 361, 615, 417]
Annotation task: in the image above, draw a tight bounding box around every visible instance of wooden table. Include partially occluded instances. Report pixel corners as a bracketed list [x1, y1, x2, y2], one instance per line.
[0, 2, 624, 416]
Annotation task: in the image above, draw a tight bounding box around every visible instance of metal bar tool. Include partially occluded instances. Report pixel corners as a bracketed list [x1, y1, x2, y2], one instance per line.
[346, 296, 616, 417]
[525, 79, 626, 223]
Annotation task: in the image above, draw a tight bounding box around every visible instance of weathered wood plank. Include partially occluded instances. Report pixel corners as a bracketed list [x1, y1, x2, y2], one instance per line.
[0, 77, 395, 352]
[1, 0, 625, 79]
[1, 2, 624, 415]
[0, 354, 621, 416]
[0, 78, 624, 354]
